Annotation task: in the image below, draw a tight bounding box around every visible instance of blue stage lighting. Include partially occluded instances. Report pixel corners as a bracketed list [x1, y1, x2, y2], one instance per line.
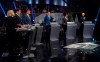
[35, 0, 39, 4]
[29, 0, 32, 4]
[94, 7, 100, 27]
[61, 0, 64, 6]
[31, 5, 34, 23]
[13, 1, 17, 9]
[29, 0, 34, 23]
[0, 3, 7, 17]
[54, 0, 57, 5]
[92, 37, 96, 43]
[92, 7, 100, 43]
[65, 3, 67, 6]
[46, 0, 50, 4]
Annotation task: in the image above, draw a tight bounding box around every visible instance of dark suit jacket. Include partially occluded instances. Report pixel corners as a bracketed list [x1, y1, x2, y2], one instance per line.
[5, 16, 17, 41]
[44, 14, 53, 26]
[5, 16, 16, 32]
[22, 14, 32, 25]
[79, 16, 87, 24]
[14, 14, 23, 24]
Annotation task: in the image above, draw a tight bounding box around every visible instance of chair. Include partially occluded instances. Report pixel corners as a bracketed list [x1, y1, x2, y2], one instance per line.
[50, 22, 60, 57]
[83, 22, 94, 42]
[66, 23, 77, 45]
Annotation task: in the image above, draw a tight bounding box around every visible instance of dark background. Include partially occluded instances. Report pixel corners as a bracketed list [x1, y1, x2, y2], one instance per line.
[0, 0, 100, 20]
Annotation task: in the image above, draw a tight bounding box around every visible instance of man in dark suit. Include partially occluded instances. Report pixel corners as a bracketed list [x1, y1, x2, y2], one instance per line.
[21, 9, 33, 52]
[22, 9, 32, 25]
[79, 13, 87, 24]
[78, 13, 87, 41]
[14, 9, 25, 50]
[44, 11, 53, 54]
[44, 11, 53, 26]
[14, 9, 23, 27]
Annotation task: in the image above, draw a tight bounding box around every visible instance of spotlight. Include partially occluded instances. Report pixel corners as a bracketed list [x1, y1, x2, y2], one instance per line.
[13, 1, 17, 9]
[0, 3, 7, 17]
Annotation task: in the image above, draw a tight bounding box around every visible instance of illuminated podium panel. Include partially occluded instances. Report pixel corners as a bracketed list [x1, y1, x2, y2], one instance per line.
[35, 25, 43, 44]
[83, 22, 94, 42]
[66, 22, 77, 45]
[32, 25, 44, 62]
[50, 22, 60, 57]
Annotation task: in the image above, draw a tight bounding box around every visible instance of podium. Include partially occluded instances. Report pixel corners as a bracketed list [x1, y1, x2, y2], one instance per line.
[83, 21, 94, 42]
[66, 22, 77, 45]
[32, 25, 44, 62]
[50, 22, 60, 57]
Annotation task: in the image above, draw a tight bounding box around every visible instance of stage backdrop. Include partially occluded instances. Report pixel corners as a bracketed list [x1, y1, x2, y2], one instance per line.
[34, 13, 63, 24]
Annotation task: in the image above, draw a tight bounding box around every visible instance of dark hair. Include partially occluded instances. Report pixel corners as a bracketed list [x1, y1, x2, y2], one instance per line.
[25, 9, 30, 13]
[15, 8, 21, 13]
[63, 12, 67, 16]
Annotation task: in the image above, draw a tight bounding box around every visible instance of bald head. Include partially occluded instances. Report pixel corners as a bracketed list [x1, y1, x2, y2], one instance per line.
[82, 13, 85, 16]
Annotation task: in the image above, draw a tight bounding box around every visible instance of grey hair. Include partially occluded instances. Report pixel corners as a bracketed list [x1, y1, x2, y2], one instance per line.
[7, 10, 14, 17]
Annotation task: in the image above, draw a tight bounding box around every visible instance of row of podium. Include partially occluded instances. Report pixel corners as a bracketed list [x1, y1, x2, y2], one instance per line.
[19, 21, 94, 62]
[66, 21, 94, 44]
[1, 21, 94, 62]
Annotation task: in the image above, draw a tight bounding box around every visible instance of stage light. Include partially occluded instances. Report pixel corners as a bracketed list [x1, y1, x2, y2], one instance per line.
[29, 0, 34, 23]
[92, 37, 96, 43]
[62, 0, 68, 7]
[35, 0, 39, 4]
[13, 1, 17, 9]
[0, 3, 7, 17]
[63, 0, 67, 3]
[29, 0, 32, 4]
[65, 3, 67, 6]
[61, 0, 64, 6]
[94, 7, 100, 26]
[46, 0, 50, 4]
[54, 0, 57, 5]
[93, 7, 100, 43]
